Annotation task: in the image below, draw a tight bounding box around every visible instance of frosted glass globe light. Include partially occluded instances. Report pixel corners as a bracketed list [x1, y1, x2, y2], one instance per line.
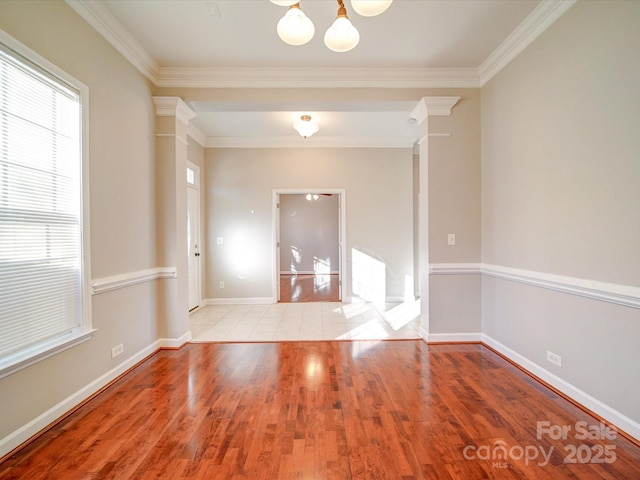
[294, 115, 319, 138]
[270, 1, 299, 6]
[324, 14, 360, 53]
[277, 4, 315, 46]
[350, 0, 393, 17]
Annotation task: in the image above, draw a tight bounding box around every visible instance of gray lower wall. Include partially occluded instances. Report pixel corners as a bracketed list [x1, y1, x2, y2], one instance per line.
[482, 275, 640, 422]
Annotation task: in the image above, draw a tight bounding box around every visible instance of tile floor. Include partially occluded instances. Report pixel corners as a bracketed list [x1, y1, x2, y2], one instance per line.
[189, 300, 422, 342]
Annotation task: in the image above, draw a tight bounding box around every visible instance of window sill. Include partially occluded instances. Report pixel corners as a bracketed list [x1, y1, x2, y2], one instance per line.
[0, 329, 97, 380]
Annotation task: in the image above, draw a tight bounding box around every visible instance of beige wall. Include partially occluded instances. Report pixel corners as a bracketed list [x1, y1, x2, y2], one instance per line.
[481, 1, 640, 423]
[205, 147, 414, 301]
[0, 1, 159, 448]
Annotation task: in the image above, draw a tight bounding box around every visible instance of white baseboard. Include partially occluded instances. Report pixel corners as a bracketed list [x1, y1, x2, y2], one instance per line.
[426, 332, 482, 343]
[0, 341, 153, 458]
[279, 271, 340, 275]
[158, 331, 192, 348]
[418, 326, 429, 341]
[481, 334, 640, 442]
[204, 297, 275, 305]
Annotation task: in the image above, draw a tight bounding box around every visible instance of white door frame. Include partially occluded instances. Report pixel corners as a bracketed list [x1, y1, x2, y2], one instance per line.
[187, 161, 201, 310]
[272, 188, 346, 303]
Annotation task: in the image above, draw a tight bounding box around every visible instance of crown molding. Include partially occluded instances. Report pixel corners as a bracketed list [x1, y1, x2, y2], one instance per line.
[478, 0, 578, 86]
[204, 136, 416, 149]
[410, 96, 461, 124]
[156, 67, 481, 89]
[152, 96, 196, 125]
[65, 0, 159, 84]
[68, 0, 575, 90]
[187, 123, 206, 147]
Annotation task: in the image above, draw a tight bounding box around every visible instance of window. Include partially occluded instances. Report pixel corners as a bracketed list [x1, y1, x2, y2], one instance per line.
[0, 34, 92, 378]
[186, 166, 195, 186]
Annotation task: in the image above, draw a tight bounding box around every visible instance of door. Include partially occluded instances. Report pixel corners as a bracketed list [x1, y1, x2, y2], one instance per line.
[187, 163, 201, 311]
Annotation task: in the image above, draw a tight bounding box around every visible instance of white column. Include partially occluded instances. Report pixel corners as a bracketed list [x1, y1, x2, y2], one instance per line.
[410, 96, 460, 340]
[152, 96, 196, 344]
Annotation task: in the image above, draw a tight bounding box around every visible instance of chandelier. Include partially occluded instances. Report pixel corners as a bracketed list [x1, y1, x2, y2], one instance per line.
[270, 0, 393, 53]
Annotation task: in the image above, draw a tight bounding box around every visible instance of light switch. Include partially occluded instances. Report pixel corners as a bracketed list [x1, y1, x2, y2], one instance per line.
[217, 237, 223, 245]
[448, 234, 456, 246]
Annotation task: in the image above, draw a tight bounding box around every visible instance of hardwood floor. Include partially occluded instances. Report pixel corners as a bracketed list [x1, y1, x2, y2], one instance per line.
[1, 342, 639, 479]
[279, 274, 340, 303]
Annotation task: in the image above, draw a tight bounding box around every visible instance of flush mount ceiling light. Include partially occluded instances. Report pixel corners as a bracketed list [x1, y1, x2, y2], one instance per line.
[294, 115, 319, 139]
[270, 0, 392, 52]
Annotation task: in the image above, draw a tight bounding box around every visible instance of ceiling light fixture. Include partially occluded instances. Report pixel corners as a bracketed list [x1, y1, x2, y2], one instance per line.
[350, 0, 393, 17]
[294, 115, 319, 138]
[270, 0, 392, 52]
[276, 3, 315, 46]
[324, 0, 359, 53]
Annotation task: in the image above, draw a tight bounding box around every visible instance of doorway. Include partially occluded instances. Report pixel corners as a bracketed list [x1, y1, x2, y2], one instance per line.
[274, 190, 346, 303]
[187, 162, 201, 311]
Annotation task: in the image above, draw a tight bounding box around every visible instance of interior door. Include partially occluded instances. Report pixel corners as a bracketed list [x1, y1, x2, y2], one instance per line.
[187, 164, 200, 311]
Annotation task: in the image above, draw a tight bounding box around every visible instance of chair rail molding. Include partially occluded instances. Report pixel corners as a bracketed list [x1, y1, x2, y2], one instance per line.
[429, 263, 640, 309]
[91, 267, 177, 295]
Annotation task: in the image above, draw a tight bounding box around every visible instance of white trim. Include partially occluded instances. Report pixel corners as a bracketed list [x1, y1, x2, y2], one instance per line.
[0, 330, 96, 381]
[410, 96, 461, 124]
[0, 340, 155, 458]
[479, 0, 578, 86]
[280, 271, 340, 275]
[91, 267, 177, 295]
[482, 264, 640, 310]
[187, 123, 206, 146]
[66, 1, 573, 90]
[0, 28, 95, 383]
[429, 263, 640, 309]
[418, 326, 429, 342]
[156, 66, 480, 89]
[64, 0, 159, 84]
[158, 331, 192, 349]
[482, 334, 640, 442]
[203, 297, 275, 305]
[273, 189, 347, 303]
[426, 332, 482, 344]
[152, 96, 196, 125]
[187, 161, 202, 311]
[204, 136, 416, 149]
[156, 133, 189, 145]
[429, 263, 482, 275]
[0, 331, 192, 458]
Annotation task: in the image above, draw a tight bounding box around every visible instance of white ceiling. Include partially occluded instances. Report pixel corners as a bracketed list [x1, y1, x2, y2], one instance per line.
[69, 0, 575, 147]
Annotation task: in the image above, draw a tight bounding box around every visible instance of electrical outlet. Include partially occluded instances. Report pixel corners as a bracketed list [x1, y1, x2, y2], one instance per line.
[546, 350, 562, 367]
[448, 233, 456, 246]
[219, 281, 225, 289]
[111, 344, 124, 359]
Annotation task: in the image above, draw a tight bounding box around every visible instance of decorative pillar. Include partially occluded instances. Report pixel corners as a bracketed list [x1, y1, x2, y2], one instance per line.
[410, 96, 460, 340]
[152, 96, 196, 344]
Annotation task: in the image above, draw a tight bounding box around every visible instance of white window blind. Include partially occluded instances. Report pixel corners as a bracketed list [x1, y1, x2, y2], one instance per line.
[0, 41, 87, 369]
